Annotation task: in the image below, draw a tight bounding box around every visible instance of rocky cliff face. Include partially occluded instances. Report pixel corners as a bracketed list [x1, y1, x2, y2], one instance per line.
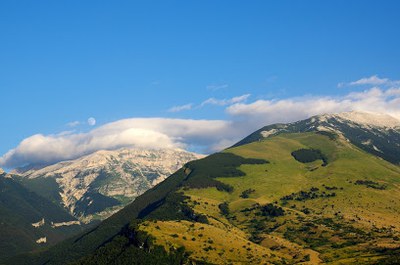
[15, 148, 203, 222]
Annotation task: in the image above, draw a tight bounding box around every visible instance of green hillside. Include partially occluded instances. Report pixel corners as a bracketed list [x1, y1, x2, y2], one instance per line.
[181, 132, 400, 263]
[11, 132, 400, 264]
[232, 114, 400, 165]
[0, 173, 85, 263]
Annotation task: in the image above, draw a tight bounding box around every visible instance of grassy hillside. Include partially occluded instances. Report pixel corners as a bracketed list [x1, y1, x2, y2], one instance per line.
[231, 115, 400, 165]
[0, 175, 85, 263]
[178, 133, 400, 263]
[12, 132, 400, 264]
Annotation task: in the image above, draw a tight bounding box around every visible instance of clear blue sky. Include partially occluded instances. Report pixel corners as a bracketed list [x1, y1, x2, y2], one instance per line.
[1, 0, 400, 160]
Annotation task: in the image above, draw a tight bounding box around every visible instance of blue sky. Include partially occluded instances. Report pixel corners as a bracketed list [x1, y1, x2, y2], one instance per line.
[1, 1, 400, 169]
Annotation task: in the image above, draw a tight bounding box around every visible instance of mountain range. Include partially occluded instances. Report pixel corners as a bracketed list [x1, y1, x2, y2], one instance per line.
[13, 148, 202, 223]
[0, 148, 201, 263]
[234, 111, 400, 165]
[3, 111, 400, 265]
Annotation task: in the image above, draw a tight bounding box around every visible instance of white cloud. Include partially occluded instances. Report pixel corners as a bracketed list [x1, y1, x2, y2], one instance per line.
[350, 75, 389, 86]
[168, 103, 193, 113]
[2, 85, 400, 169]
[167, 94, 250, 112]
[230, 94, 252, 103]
[201, 94, 250, 107]
[66, 121, 80, 127]
[226, 87, 400, 126]
[338, 75, 400, 87]
[88, 117, 96, 126]
[0, 118, 244, 169]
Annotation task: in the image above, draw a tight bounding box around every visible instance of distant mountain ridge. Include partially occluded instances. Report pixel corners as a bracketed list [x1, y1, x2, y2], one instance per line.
[233, 111, 400, 164]
[14, 148, 203, 223]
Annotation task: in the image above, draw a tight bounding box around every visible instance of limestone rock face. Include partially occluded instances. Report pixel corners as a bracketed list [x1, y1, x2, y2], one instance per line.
[15, 148, 203, 222]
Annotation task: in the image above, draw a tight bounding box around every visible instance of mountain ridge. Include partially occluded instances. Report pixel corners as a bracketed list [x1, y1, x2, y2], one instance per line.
[13, 147, 203, 223]
[232, 111, 400, 164]
[326, 111, 400, 128]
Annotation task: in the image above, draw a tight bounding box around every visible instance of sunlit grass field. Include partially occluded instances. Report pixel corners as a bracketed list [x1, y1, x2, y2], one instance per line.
[141, 132, 400, 264]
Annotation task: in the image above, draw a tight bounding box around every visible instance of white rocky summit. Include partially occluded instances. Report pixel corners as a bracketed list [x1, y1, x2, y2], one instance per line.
[253, 110, 400, 166]
[259, 111, 400, 140]
[15, 148, 203, 222]
[322, 111, 400, 128]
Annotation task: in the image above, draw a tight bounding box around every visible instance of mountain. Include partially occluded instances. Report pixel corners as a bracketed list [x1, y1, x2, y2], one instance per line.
[9, 112, 400, 265]
[233, 111, 400, 164]
[13, 148, 202, 223]
[0, 170, 85, 262]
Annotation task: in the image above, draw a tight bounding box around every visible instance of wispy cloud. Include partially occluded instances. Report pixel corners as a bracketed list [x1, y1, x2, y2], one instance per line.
[349, 75, 389, 86]
[168, 103, 193, 113]
[167, 94, 250, 112]
[67, 118, 96, 127]
[338, 75, 400, 88]
[66, 121, 81, 127]
[201, 94, 250, 107]
[206, 83, 229, 91]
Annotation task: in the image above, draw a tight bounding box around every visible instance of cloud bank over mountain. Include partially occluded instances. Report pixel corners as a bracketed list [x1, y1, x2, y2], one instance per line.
[0, 118, 240, 168]
[227, 87, 400, 126]
[1, 77, 400, 169]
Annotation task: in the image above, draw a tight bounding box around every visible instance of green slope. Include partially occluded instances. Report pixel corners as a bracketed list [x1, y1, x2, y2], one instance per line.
[232, 114, 400, 165]
[0, 174, 85, 263]
[182, 133, 400, 263]
[12, 132, 400, 264]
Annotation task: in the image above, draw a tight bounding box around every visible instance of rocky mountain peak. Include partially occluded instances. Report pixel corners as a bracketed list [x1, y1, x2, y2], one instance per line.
[318, 111, 400, 128]
[234, 111, 400, 165]
[15, 147, 204, 222]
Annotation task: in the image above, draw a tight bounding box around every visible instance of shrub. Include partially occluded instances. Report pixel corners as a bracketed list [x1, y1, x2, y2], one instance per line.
[219, 202, 230, 216]
[291, 149, 328, 166]
[354, 180, 386, 190]
[260, 203, 284, 217]
[240, 189, 256, 198]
